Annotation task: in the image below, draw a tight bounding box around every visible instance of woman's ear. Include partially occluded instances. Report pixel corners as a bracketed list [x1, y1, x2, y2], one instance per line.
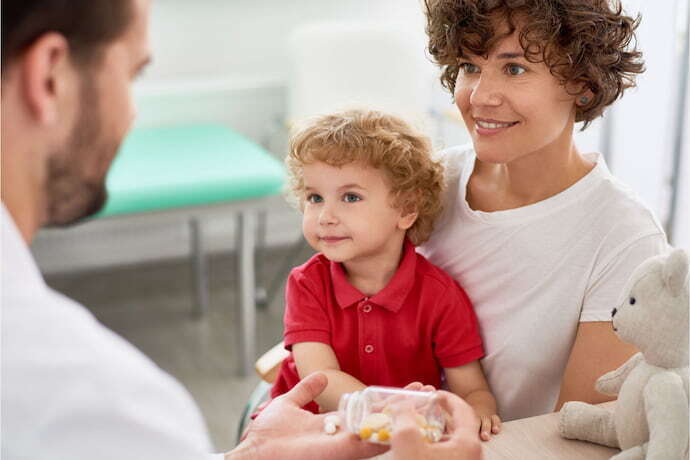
[565, 80, 595, 108]
[575, 88, 595, 108]
[398, 211, 419, 230]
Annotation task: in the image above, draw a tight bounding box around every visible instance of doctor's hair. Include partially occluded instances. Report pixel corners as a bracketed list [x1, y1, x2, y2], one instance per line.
[286, 109, 445, 246]
[424, 0, 644, 129]
[2, 0, 133, 72]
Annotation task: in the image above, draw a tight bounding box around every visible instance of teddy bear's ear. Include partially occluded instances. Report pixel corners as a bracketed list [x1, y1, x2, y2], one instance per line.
[663, 248, 689, 297]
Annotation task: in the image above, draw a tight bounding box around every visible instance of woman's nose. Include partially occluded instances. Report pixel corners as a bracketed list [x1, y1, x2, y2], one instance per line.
[469, 74, 502, 107]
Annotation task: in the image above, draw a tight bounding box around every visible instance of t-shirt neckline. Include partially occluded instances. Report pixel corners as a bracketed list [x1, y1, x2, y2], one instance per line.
[459, 151, 609, 224]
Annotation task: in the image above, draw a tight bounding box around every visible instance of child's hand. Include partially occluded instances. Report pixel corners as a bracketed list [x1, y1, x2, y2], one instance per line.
[403, 382, 436, 392]
[477, 413, 501, 441]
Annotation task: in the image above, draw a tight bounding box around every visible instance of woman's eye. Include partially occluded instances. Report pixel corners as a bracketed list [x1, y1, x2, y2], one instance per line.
[506, 64, 526, 76]
[343, 193, 361, 203]
[629, 297, 636, 305]
[459, 62, 480, 74]
[306, 194, 323, 204]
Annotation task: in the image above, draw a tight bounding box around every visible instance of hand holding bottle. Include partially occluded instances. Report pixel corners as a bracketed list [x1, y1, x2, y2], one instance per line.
[390, 390, 483, 460]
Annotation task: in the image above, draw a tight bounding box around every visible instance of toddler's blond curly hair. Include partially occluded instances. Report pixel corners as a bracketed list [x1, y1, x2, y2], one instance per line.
[286, 109, 445, 246]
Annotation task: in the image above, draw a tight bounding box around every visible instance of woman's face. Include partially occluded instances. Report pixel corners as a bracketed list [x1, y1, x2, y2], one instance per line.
[454, 30, 578, 165]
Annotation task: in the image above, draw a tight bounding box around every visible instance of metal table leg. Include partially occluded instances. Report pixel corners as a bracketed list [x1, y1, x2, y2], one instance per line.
[189, 217, 209, 318]
[236, 211, 257, 376]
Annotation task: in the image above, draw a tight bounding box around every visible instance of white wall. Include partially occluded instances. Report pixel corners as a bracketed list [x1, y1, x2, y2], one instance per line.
[32, 0, 689, 273]
[142, 0, 426, 83]
[674, 78, 690, 249]
[606, 0, 683, 230]
[671, 0, 690, 249]
[32, 0, 432, 273]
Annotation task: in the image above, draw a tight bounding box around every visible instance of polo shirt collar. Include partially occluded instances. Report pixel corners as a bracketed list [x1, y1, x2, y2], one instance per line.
[330, 239, 417, 313]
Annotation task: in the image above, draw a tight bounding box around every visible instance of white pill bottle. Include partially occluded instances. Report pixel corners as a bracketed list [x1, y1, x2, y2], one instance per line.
[337, 386, 446, 444]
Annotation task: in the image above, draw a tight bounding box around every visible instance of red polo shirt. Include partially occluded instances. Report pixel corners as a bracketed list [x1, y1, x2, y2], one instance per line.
[271, 240, 484, 413]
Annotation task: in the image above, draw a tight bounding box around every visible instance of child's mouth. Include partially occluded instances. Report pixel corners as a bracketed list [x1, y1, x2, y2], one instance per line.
[321, 236, 348, 243]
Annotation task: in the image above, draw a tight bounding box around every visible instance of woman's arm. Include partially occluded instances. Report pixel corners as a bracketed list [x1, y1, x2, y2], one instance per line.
[554, 321, 639, 411]
[292, 342, 366, 411]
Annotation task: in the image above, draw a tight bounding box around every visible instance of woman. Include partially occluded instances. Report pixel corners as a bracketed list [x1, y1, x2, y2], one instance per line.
[420, 0, 667, 423]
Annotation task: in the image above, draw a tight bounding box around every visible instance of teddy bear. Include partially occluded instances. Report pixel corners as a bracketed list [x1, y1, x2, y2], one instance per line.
[559, 248, 689, 459]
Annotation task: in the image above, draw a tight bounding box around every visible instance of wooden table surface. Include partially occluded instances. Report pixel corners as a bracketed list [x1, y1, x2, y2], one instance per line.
[483, 402, 619, 459]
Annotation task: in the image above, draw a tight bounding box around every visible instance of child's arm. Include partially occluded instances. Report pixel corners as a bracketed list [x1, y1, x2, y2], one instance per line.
[292, 342, 366, 412]
[445, 361, 501, 441]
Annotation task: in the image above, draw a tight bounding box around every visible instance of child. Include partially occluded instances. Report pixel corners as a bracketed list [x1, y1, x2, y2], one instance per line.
[271, 109, 501, 440]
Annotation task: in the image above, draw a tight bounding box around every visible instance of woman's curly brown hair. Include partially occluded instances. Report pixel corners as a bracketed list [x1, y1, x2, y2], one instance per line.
[286, 109, 445, 246]
[424, 0, 644, 129]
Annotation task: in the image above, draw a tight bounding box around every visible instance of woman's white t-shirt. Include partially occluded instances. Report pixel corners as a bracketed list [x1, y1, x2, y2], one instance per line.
[419, 145, 667, 421]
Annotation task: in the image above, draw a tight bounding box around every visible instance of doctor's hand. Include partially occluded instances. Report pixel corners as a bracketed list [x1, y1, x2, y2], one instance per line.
[228, 372, 388, 460]
[390, 390, 483, 460]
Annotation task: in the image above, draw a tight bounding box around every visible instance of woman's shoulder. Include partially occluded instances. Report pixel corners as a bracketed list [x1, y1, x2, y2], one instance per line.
[587, 158, 665, 237]
[414, 250, 469, 296]
[576, 157, 668, 263]
[433, 143, 474, 177]
[434, 142, 475, 159]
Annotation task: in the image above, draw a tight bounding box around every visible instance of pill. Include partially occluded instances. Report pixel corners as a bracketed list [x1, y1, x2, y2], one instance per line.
[377, 428, 390, 442]
[427, 427, 442, 442]
[324, 422, 337, 434]
[359, 427, 373, 440]
[361, 412, 392, 430]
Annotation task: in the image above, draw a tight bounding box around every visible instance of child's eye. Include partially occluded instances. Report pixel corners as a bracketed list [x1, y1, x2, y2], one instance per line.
[306, 194, 323, 204]
[343, 193, 361, 203]
[506, 63, 526, 76]
[458, 62, 480, 75]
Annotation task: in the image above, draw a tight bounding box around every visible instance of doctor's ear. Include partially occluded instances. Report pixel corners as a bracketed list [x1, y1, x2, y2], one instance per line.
[19, 32, 74, 125]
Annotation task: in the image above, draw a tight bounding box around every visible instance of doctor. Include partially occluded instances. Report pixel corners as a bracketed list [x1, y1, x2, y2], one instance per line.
[0, 1, 481, 459]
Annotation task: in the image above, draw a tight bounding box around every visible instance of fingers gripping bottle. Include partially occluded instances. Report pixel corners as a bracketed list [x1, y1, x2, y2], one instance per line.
[338, 386, 445, 444]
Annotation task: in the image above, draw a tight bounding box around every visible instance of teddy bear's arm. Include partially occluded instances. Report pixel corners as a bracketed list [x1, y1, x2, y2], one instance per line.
[643, 372, 689, 460]
[594, 352, 644, 396]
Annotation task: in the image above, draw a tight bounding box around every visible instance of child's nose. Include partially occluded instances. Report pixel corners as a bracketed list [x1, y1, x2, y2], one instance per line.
[318, 206, 338, 225]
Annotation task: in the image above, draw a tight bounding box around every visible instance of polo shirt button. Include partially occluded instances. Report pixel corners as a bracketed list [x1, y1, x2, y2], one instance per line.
[364, 344, 374, 353]
[362, 304, 372, 313]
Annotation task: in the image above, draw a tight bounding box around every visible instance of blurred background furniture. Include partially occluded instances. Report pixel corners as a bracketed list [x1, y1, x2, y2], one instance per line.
[95, 123, 285, 375]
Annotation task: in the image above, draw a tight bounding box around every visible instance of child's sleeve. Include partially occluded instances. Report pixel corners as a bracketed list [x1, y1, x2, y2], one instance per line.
[283, 269, 332, 350]
[433, 281, 485, 368]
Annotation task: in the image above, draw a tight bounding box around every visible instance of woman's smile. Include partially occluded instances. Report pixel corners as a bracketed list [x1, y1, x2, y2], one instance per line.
[474, 117, 519, 136]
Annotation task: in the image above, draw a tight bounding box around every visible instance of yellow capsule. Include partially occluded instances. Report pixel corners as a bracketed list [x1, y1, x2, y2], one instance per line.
[377, 428, 390, 442]
[359, 427, 373, 440]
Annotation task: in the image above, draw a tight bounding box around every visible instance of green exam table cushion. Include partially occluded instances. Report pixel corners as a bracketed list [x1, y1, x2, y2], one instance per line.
[96, 124, 285, 218]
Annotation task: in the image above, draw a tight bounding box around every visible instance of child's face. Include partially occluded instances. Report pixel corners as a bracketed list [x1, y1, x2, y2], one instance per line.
[301, 161, 415, 264]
